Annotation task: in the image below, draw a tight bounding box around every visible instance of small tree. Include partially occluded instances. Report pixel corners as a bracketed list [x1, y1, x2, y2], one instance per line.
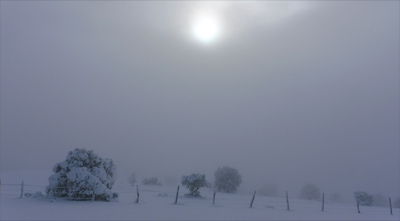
[299, 184, 321, 200]
[354, 191, 373, 206]
[258, 183, 278, 197]
[128, 173, 137, 186]
[142, 177, 162, 186]
[181, 173, 210, 197]
[214, 166, 242, 193]
[45, 148, 118, 201]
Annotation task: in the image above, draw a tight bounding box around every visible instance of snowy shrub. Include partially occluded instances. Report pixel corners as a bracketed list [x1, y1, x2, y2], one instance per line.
[181, 173, 211, 197]
[45, 148, 118, 202]
[214, 166, 242, 193]
[24, 192, 43, 198]
[142, 177, 162, 186]
[33, 191, 44, 198]
[128, 173, 137, 186]
[299, 184, 321, 200]
[394, 197, 400, 208]
[24, 192, 33, 198]
[258, 183, 278, 197]
[354, 191, 373, 206]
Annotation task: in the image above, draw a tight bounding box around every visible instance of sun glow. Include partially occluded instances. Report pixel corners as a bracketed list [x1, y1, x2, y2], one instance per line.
[191, 16, 220, 44]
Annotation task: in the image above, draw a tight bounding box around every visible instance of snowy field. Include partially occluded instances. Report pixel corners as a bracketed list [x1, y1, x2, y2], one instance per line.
[1, 170, 398, 220]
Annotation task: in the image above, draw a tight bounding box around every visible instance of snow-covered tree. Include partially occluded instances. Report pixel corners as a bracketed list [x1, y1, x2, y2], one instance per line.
[181, 173, 211, 197]
[299, 184, 321, 200]
[354, 191, 373, 206]
[45, 148, 118, 201]
[214, 166, 242, 193]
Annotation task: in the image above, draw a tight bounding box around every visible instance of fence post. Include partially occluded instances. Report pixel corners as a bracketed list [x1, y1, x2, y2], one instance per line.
[212, 190, 216, 205]
[357, 200, 360, 213]
[135, 185, 139, 203]
[20, 181, 24, 198]
[389, 197, 392, 215]
[250, 191, 256, 208]
[174, 185, 180, 204]
[286, 191, 290, 211]
[322, 193, 325, 211]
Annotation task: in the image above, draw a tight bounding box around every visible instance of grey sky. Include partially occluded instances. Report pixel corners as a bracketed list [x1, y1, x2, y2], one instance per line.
[1, 1, 399, 200]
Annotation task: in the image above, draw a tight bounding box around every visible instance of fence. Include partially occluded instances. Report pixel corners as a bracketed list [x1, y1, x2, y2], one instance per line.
[0, 181, 94, 200]
[0, 181, 397, 216]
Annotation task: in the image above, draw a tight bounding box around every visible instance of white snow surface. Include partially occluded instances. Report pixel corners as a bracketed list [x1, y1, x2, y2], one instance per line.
[1, 170, 399, 220]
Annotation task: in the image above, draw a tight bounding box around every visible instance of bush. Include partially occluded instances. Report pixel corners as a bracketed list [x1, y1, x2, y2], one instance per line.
[214, 166, 242, 193]
[45, 148, 118, 201]
[354, 191, 373, 206]
[258, 183, 278, 197]
[299, 184, 321, 200]
[142, 177, 162, 186]
[181, 173, 211, 197]
[128, 173, 137, 186]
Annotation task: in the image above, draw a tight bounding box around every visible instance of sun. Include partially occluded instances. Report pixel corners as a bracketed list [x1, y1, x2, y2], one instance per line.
[191, 16, 220, 44]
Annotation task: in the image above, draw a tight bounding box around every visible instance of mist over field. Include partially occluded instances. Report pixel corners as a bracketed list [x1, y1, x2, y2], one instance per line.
[1, 1, 399, 203]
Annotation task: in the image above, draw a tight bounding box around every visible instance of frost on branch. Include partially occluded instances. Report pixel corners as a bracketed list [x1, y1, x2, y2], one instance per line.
[45, 148, 118, 201]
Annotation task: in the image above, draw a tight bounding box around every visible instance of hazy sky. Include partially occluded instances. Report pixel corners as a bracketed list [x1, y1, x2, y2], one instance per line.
[1, 1, 399, 200]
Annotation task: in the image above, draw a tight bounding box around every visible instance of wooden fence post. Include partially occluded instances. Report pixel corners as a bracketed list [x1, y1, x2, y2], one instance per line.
[135, 185, 139, 203]
[20, 181, 24, 198]
[174, 185, 180, 204]
[389, 197, 392, 215]
[286, 191, 290, 211]
[322, 193, 325, 211]
[212, 190, 216, 205]
[250, 191, 256, 208]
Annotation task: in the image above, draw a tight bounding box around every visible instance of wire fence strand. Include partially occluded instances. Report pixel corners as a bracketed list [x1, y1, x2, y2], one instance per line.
[0, 182, 398, 216]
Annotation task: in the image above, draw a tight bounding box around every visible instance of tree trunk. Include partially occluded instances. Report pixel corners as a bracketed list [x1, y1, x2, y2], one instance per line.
[192, 187, 199, 195]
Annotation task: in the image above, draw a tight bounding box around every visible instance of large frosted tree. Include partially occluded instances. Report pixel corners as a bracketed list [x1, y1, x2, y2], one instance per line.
[45, 148, 118, 201]
[214, 166, 242, 193]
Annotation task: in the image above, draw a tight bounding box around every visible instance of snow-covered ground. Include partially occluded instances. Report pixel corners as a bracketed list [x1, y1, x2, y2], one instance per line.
[1, 170, 398, 220]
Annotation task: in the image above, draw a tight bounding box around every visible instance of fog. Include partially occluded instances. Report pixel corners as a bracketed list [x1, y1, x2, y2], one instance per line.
[1, 1, 399, 201]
